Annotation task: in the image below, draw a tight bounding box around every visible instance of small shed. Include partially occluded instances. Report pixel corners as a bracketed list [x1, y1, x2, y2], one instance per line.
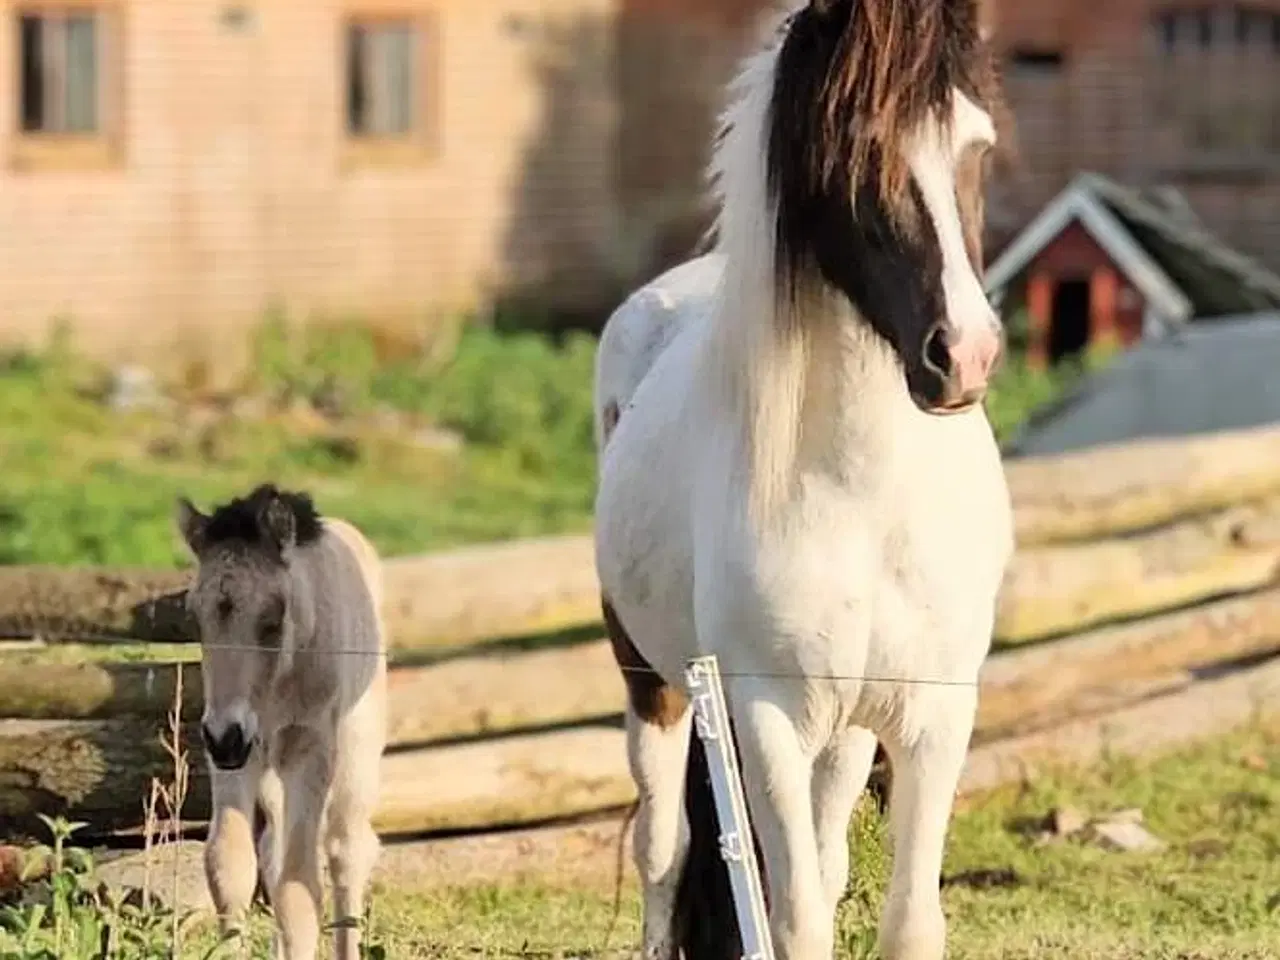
[1004, 312, 1280, 458]
[984, 173, 1280, 368]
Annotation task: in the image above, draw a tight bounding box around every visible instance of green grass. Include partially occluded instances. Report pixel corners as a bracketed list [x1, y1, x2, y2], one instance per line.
[5, 723, 1276, 958]
[0, 320, 599, 567]
[358, 721, 1280, 959]
[0, 316, 1082, 569]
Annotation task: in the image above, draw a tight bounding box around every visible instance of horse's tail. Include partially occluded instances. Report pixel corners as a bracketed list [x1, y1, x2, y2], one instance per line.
[674, 714, 768, 960]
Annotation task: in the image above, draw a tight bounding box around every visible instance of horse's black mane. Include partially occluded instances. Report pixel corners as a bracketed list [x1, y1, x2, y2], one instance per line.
[203, 484, 324, 548]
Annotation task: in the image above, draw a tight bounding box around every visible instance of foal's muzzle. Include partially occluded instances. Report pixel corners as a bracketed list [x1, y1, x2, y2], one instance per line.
[201, 721, 253, 771]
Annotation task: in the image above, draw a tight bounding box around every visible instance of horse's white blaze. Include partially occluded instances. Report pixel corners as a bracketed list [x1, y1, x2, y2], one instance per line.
[908, 89, 999, 381]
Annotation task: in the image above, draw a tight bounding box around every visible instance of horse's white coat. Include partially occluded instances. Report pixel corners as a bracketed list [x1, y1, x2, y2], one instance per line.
[593, 17, 1012, 960]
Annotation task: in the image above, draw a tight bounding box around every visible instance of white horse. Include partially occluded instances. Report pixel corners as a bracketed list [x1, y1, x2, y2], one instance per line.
[593, 2, 1011, 959]
[177, 484, 387, 960]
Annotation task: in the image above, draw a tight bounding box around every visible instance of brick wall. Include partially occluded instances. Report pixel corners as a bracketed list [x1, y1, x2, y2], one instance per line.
[0, 0, 618, 365]
[990, 0, 1280, 268]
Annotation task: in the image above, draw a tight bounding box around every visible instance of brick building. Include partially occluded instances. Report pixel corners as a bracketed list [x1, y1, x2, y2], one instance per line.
[8, 0, 1278, 363]
[0, 0, 626, 365]
[989, 0, 1280, 268]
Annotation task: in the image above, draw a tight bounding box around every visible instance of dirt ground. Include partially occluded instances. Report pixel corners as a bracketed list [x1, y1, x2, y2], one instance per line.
[94, 812, 637, 912]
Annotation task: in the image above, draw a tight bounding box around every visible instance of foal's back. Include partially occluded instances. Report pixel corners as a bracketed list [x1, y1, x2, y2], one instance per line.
[301, 518, 386, 713]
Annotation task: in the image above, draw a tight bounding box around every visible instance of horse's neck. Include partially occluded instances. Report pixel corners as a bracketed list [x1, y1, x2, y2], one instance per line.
[800, 312, 913, 469]
[710, 290, 914, 508]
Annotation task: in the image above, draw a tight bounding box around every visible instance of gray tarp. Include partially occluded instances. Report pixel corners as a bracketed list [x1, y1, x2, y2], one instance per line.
[1005, 312, 1280, 458]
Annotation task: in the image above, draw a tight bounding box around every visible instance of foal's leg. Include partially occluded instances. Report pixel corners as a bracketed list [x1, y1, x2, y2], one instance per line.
[205, 762, 263, 936]
[271, 728, 335, 960]
[257, 766, 285, 899]
[731, 689, 831, 960]
[878, 688, 977, 960]
[811, 726, 879, 915]
[325, 707, 384, 960]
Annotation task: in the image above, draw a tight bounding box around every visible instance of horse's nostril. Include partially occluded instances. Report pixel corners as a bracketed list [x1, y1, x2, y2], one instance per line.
[923, 323, 950, 376]
[202, 722, 251, 769]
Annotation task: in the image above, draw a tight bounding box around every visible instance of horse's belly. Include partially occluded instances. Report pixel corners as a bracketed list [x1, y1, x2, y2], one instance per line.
[594, 379, 704, 688]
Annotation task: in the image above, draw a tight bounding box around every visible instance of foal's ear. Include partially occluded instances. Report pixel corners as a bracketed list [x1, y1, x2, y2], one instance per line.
[258, 497, 297, 556]
[175, 497, 209, 556]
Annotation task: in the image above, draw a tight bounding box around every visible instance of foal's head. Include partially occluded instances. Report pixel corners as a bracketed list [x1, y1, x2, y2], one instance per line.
[176, 484, 324, 771]
[767, 0, 1004, 413]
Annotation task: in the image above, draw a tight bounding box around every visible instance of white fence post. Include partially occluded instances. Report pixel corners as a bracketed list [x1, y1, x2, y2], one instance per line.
[684, 655, 776, 960]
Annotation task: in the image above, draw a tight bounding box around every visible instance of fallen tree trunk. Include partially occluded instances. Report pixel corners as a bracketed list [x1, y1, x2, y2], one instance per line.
[0, 642, 628, 748]
[994, 494, 1280, 643]
[978, 586, 1280, 739]
[1006, 422, 1280, 546]
[7, 425, 1280, 647]
[7, 582, 1280, 749]
[7, 596, 1280, 838]
[960, 652, 1280, 797]
[7, 499, 1280, 653]
[0, 536, 600, 651]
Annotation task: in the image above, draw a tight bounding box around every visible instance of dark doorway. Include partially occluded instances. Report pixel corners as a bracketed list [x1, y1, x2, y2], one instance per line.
[1049, 278, 1091, 364]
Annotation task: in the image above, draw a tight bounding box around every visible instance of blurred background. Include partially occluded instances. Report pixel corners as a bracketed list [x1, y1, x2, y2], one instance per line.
[8, 0, 1280, 567]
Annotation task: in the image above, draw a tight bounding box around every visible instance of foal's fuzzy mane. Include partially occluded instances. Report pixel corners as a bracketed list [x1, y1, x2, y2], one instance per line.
[203, 484, 324, 549]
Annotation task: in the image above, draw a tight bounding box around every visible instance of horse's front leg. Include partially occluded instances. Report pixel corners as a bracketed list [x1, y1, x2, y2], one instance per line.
[204, 759, 264, 937]
[270, 728, 335, 960]
[811, 725, 879, 915]
[878, 686, 977, 960]
[731, 685, 832, 960]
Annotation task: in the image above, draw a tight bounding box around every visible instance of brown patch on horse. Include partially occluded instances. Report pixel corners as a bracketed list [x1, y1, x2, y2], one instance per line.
[955, 141, 989, 273]
[601, 399, 621, 446]
[602, 596, 688, 727]
[770, 0, 1000, 222]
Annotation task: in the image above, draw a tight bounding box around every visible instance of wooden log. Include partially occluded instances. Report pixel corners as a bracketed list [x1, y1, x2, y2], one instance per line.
[6, 425, 1280, 648]
[6, 581, 1280, 748]
[0, 567, 192, 643]
[0, 718, 209, 838]
[978, 587, 1280, 739]
[994, 495, 1280, 643]
[5, 639, 1279, 840]
[379, 536, 600, 649]
[0, 536, 600, 651]
[0, 642, 627, 749]
[960, 653, 1280, 797]
[1006, 422, 1280, 546]
[375, 725, 631, 836]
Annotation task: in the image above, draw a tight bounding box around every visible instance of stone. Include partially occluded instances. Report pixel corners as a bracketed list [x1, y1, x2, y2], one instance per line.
[106, 365, 165, 412]
[93, 841, 212, 913]
[1087, 819, 1167, 853]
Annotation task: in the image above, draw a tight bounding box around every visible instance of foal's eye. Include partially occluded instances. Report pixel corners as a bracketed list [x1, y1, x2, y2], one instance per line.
[259, 620, 282, 646]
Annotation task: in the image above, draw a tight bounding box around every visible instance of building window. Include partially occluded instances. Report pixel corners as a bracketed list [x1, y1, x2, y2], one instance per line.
[1151, 4, 1280, 163]
[346, 20, 413, 136]
[11, 4, 117, 170]
[341, 13, 436, 165]
[19, 10, 101, 134]
[1008, 47, 1065, 73]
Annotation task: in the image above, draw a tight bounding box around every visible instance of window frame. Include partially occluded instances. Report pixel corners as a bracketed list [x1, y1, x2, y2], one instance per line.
[7, 0, 123, 171]
[339, 3, 440, 170]
[1149, 3, 1280, 174]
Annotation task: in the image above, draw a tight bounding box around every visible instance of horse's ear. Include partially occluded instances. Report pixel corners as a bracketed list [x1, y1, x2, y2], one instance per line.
[258, 496, 297, 556]
[175, 497, 209, 556]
